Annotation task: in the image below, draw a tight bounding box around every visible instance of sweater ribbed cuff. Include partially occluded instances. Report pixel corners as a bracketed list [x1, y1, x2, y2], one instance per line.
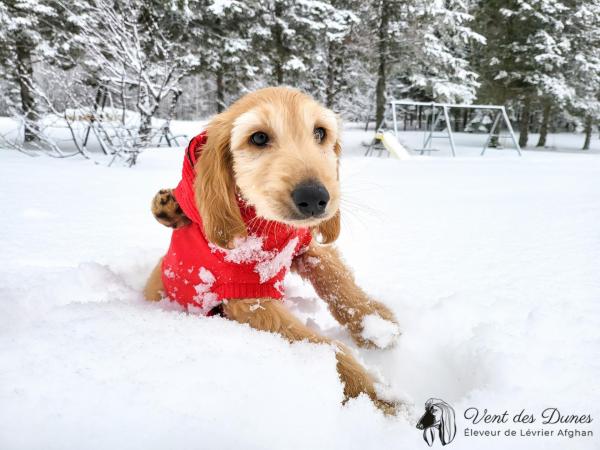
[215, 283, 283, 300]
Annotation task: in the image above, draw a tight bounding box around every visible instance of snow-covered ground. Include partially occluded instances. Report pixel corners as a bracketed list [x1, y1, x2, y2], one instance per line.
[1, 121, 599, 449]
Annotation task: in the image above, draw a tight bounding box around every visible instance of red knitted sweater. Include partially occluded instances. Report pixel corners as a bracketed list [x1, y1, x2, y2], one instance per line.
[161, 132, 312, 314]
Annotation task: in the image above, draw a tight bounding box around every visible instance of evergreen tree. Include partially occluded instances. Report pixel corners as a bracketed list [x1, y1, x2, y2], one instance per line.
[195, 0, 262, 112]
[370, 0, 482, 129]
[404, 0, 483, 102]
[250, 0, 356, 99]
[2, 0, 599, 154]
[318, 0, 360, 109]
[564, 0, 600, 149]
[473, 0, 571, 147]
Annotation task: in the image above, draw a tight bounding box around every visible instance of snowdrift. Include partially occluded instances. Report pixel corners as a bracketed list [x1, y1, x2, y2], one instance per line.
[1, 137, 599, 449]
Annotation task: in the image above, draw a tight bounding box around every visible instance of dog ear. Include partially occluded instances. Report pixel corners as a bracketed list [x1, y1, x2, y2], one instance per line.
[333, 138, 342, 157]
[194, 116, 247, 249]
[313, 137, 343, 244]
[333, 137, 342, 179]
[438, 402, 456, 445]
[424, 428, 435, 447]
[313, 209, 340, 244]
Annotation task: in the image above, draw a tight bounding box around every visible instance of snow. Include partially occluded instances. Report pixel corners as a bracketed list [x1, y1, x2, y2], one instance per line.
[341, 122, 600, 156]
[213, 235, 268, 263]
[192, 267, 218, 313]
[198, 266, 216, 284]
[0, 115, 203, 155]
[208, 0, 240, 15]
[213, 235, 300, 283]
[163, 265, 177, 280]
[283, 55, 307, 72]
[361, 314, 401, 349]
[254, 236, 298, 283]
[1, 123, 599, 449]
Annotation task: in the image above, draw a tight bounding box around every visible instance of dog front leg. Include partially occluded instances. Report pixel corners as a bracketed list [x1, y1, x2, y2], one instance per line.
[292, 243, 400, 349]
[223, 298, 396, 415]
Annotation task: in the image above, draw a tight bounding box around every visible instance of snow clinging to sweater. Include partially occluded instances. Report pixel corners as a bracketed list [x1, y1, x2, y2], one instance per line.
[193, 266, 218, 313]
[212, 235, 299, 283]
[255, 237, 299, 283]
[215, 236, 270, 264]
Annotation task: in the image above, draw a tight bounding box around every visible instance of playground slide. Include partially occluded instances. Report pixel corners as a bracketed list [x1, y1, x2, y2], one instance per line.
[378, 132, 412, 160]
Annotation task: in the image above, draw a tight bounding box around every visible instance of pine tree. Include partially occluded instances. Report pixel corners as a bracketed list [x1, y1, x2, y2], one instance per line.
[194, 0, 262, 112]
[473, 0, 571, 147]
[373, 0, 391, 129]
[404, 0, 483, 102]
[318, 0, 360, 109]
[563, 0, 600, 149]
[370, 0, 482, 129]
[250, 0, 354, 96]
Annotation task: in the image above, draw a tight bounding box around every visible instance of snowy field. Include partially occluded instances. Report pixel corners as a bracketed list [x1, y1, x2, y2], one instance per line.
[1, 122, 599, 449]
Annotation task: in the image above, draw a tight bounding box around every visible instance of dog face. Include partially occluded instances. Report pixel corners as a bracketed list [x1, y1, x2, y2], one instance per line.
[416, 406, 439, 429]
[195, 87, 341, 249]
[230, 91, 340, 226]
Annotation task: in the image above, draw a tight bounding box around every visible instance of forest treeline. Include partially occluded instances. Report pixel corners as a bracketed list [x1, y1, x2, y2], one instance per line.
[1, 0, 599, 153]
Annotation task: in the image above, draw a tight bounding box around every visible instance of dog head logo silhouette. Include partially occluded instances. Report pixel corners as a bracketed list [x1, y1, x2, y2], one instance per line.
[416, 398, 456, 446]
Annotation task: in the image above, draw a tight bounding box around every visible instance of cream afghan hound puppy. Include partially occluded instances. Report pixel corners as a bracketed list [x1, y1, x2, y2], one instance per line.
[144, 87, 400, 414]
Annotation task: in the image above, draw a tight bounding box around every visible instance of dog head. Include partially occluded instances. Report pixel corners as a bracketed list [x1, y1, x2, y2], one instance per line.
[194, 87, 341, 249]
[416, 398, 456, 446]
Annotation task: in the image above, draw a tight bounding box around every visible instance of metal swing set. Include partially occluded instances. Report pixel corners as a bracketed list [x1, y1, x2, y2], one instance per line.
[367, 100, 522, 157]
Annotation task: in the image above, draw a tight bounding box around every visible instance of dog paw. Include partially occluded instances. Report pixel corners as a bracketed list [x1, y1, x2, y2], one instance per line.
[359, 313, 400, 349]
[372, 382, 414, 417]
[151, 189, 191, 229]
[369, 384, 408, 416]
[347, 300, 400, 349]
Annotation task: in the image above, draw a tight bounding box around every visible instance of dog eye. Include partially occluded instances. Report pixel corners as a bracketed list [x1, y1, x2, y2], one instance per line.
[250, 132, 269, 147]
[314, 127, 326, 143]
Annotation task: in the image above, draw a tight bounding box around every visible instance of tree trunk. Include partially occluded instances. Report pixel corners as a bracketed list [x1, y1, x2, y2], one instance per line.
[325, 41, 336, 108]
[137, 86, 154, 147]
[374, 0, 389, 130]
[168, 89, 181, 120]
[326, 36, 348, 109]
[273, 3, 285, 85]
[138, 112, 153, 147]
[518, 96, 532, 148]
[216, 66, 225, 113]
[15, 36, 38, 143]
[536, 103, 551, 147]
[583, 115, 593, 150]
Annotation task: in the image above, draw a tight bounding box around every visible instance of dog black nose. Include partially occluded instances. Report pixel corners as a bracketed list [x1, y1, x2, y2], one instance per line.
[291, 181, 329, 217]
